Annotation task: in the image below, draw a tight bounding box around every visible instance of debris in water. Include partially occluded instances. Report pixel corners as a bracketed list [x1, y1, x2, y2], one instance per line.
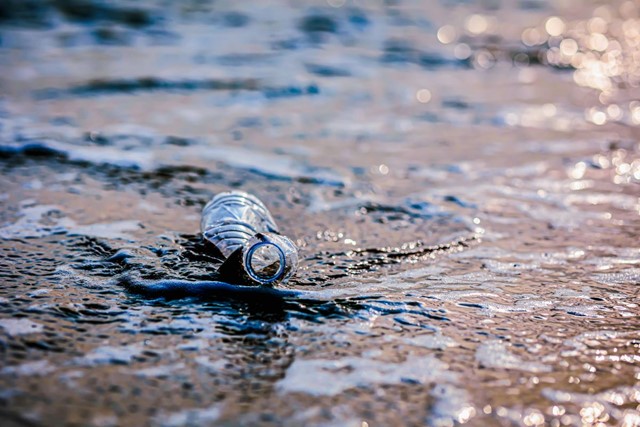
[201, 191, 299, 286]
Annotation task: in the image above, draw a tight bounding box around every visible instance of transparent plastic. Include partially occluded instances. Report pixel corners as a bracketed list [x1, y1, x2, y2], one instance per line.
[201, 191, 298, 286]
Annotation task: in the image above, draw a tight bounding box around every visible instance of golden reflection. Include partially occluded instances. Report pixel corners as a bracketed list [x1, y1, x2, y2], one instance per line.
[569, 161, 587, 179]
[545, 17, 565, 37]
[588, 17, 608, 34]
[522, 28, 545, 46]
[589, 33, 609, 51]
[606, 104, 622, 120]
[456, 406, 476, 424]
[631, 106, 640, 124]
[579, 402, 609, 424]
[416, 88, 432, 103]
[431, 0, 640, 190]
[595, 147, 640, 184]
[437, 25, 457, 44]
[523, 410, 545, 426]
[512, 5, 640, 128]
[560, 38, 579, 56]
[621, 410, 640, 427]
[430, 0, 640, 135]
[448, 0, 637, 118]
[588, 108, 607, 125]
[465, 14, 489, 35]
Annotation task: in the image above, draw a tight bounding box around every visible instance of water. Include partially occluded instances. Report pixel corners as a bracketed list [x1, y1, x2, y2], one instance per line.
[0, 0, 639, 426]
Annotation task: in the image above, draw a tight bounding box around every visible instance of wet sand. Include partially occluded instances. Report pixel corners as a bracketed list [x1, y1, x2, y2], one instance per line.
[0, 0, 639, 426]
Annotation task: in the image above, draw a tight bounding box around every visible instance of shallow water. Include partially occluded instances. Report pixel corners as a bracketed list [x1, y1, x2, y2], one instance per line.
[0, 0, 639, 426]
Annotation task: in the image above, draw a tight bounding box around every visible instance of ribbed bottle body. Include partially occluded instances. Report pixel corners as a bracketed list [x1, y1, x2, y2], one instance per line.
[201, 191, 279, 257]
[200, 191, 298, 286]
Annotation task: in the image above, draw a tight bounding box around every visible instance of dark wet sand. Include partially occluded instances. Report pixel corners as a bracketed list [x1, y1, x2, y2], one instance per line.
[0, 1, 639, 426]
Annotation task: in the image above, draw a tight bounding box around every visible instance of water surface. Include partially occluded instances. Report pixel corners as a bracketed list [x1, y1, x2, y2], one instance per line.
[1, 0, 639, 426]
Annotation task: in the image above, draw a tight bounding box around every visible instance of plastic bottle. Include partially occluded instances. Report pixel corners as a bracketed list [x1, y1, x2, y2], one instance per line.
[201, 191, 298, 286]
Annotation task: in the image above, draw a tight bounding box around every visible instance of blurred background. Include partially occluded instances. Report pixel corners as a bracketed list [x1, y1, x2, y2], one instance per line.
[0, 1, 639, 426]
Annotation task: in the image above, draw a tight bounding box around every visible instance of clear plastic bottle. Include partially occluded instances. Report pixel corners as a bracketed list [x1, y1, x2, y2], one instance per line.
[201, 191, 298, 286]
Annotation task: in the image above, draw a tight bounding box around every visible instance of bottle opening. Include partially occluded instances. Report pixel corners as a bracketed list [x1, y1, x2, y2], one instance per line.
[245, 242, 285, 284]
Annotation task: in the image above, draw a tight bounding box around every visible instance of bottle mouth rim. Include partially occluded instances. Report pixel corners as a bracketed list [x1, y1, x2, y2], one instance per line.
[244, 241, 286, 284]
